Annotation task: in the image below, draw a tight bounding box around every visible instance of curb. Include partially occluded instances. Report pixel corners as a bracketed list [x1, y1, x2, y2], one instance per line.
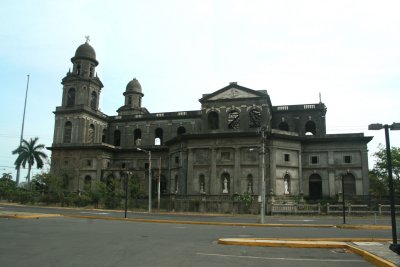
[218, 238, 397, 267]
[62, 214, 391, 230]
[0, 213, 61, 219]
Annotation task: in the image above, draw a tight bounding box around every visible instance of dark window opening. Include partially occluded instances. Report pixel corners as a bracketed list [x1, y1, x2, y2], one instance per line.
[122, 163, 126, 169]
[114, 130, 121, 146]
[67, 88, 75, 107]
[177, 126, 186, 135]
[86, 160, 92, 167]
[284, 153, 290, 162]
[76, 64, 81, 75]
[343, 173, 356, 196]
[102, 129, 107, 143]
[311, 156, 319, 164]
[145, 163, 149, 169]
[278, 121, 289, 131]
[208, 111, 219, 130]
[155, 128, 163, 145]
[305, 121, 316, 135]
[89, 65, 94, 77]
[199, 174, 205, 193]
[128, 96, 132, 105]
[64, 121, 72, 143]
[247, 174, 253, 193]
[175, 156, 179, 164]
[228, 110, 240, 129]
[221, 152, 231, 161]
[344, 155, 352, 164]
[84, 175, 92, 190]
[249, 109, 261, 128]
[309, 174, 322, 200]
[134, 129, 142, 145]
[90, 91, 97, 110]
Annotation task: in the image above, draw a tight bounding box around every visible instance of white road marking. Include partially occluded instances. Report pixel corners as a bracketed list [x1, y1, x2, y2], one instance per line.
[196, 252, 363, 262]
[278, 219, 314, 222]
[79, 212, 109, 215]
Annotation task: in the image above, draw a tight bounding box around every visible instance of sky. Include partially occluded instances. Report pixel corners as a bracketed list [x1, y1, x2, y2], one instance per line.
[1, 0, 399, 182]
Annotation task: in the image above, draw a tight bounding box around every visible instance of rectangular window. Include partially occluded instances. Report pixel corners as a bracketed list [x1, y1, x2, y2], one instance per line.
[221, 152, 231, 161]
[175, 156, 179, 164]
[310, 156, 319, 165]
[284, 153, 290, 162]
[145, 163, 149, 169]
[86, 160, 92, 167]
[344, 155, 352, 164]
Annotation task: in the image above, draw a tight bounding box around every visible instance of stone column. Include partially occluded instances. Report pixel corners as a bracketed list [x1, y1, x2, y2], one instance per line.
[234, 147, 241, 194]
[210, 148, 217, 194]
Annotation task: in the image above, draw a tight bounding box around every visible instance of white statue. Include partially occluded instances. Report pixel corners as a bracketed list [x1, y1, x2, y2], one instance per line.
[222, 178, 228, 193]
[284, 179, 289, 194]
[200, 182, 205, 194]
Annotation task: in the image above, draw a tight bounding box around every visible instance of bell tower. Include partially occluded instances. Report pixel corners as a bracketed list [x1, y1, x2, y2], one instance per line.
[61, 37, 103, 110]
[52, 38, 106, 146]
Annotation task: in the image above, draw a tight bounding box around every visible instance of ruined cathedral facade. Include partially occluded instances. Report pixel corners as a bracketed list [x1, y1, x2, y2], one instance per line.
[49, 41, 372, 209]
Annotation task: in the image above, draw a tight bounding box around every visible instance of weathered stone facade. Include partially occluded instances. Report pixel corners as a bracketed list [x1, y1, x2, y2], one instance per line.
[49, 41, 372, 205]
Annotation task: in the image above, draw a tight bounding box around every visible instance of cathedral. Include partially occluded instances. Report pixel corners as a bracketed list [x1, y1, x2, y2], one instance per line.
[49, 40, 372, 209]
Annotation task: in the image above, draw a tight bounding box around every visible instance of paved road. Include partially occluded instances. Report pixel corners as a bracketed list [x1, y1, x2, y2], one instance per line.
[0, 203, 397, 226]
[0, 216, 379, 267]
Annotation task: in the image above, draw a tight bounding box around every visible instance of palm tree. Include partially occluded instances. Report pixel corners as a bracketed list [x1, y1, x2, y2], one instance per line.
[12, 137, 48, 184]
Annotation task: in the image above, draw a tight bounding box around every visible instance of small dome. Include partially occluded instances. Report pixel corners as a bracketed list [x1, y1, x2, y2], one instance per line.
[126, 78, 142, 93]
[71, 42, 98, 65]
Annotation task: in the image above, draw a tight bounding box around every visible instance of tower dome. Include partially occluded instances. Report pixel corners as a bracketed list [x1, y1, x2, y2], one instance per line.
[126, 78, 142, 93]
[71, 41, 98, 65]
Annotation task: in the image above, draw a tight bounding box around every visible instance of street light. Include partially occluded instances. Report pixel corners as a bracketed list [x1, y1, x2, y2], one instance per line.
[124, 171, 132, 218]
[137, 148, 152, 213]
[368, 122, 400, 254]
[255, 126, 267, 224]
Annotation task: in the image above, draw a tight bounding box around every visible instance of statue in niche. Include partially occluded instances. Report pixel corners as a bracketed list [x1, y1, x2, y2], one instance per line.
[222, 178, 229, 193]
[284, 179, 290, 195]
[200, 182, 205, 194]
[247, 181, 253, 193]
[135, 138, 142, 145]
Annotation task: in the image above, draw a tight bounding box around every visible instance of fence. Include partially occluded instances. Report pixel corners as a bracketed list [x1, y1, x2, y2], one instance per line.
[271, 203, 321, 215]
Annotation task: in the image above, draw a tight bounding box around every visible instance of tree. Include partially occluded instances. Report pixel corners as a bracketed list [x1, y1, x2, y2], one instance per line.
[0, 173, 16, 200]
[12, 137, 48, 185]
[369, 145, 400, 197]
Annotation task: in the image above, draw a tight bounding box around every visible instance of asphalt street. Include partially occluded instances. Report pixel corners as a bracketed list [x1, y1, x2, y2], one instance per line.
[0, 203, 396, 226]
[0, 216, 378, 267]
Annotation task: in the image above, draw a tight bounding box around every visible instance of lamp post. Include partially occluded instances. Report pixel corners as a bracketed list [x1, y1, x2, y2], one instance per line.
[124, 171, 132, 218]
[341, 175, 346, 224]
[137, 148, 152, 213]
[368, 122, 400, 254]
[258, 126, 267, 224]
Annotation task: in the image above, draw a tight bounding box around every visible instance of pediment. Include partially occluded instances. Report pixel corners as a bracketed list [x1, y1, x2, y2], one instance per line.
[200, 83, 267, 103]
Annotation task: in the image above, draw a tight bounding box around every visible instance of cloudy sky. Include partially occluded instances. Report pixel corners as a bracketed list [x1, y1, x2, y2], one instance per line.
[1, 0, 399, 181]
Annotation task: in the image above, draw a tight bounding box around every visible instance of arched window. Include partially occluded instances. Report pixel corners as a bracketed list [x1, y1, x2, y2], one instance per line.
[90, 91, 97, 110]
[89, 65, 94, 77]
[249, 109, 261, 128]
[87, 124, 95, 143]
[134, 129, 142, 145]
[305, 121, 316, 135]
[199, 174, 205, 193]
[343, 173, 356, 196]
[177, 126, 186, 136]
[228, 110, 240, 129]
[283, 173, 290, 195]
[208, 111, 219, 130]
[67, 88, 75, 107]
[64, 121, 72, 143]
[309, 174, 322, 200]
[76, 64, 81, 75]
[221, 173, 230, 194]
[102, 129, 107, 143]
[114, 130, 121, 146]
[84, 175, 92, 190]
[247, 174, 253, 193]
[278, 121, 289, 131]
[155, 128, 163, 145]
[127, 96, 132, 105]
